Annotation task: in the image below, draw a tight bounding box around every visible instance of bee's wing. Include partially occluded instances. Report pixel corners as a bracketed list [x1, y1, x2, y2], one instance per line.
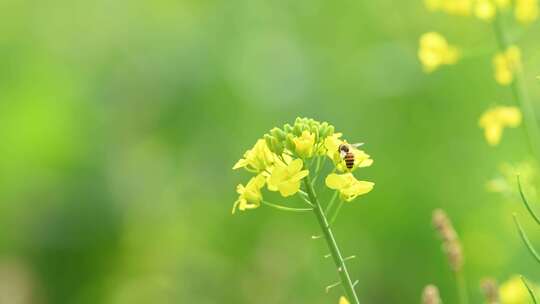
[350, 143, 364, 148]
[340, 150, 347, 158]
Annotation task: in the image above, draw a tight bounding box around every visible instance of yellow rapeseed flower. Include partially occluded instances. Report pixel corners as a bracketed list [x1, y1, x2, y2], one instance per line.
[479, 106, 522, 146]
[499, 275, 532, 304]
[325, 173, 374, 202]
[293, 130, 316, 158]
[495, 0, 510, 8]
[474, 0, 497, 21]
[267, 158, 309, 197]
[233, 139, 276, 173]
[324, 133, 373, 172]
[232, 174, 266, 214]
[425, 0, 473, 15]
[339, 296, 350, 304]
[493, 46, 522, 86]
[515, 0, 539, 24]
[418, 32, 460, 73]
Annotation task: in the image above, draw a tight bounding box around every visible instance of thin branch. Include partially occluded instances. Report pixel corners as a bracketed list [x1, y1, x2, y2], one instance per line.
[517, 175, 540, 225]
[262, 201, 313, 213]
[513, 213, 540, 263]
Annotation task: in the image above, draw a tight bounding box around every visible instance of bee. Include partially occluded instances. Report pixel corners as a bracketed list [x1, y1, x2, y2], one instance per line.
[338, 143, 364, 169]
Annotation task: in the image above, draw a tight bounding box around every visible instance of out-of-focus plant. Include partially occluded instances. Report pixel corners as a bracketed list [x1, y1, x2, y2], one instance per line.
[418, 0, 539, 154]
[419, 1, 540, 302]
[232, 117, 374, 304]
[512, 176, 540, 303]
[428, 209, 468, 304]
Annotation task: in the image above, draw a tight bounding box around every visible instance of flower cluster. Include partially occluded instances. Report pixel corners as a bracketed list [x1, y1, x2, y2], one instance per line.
[418, 32, 460, 73]
[479, 106, 522, 146]
[418, 0, 533, 147]
[232, 118, 374, 213]
[493, 46, 522, 86]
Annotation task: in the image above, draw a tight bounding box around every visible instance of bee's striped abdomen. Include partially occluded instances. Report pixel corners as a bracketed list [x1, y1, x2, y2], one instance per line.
[344, 152, 355, 169]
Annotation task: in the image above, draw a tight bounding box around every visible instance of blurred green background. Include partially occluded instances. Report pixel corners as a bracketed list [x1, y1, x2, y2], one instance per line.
[1, 0, 540, 303]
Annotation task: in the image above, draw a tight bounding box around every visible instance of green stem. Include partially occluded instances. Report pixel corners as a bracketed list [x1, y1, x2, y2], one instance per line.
[303, 177, 360, 304]
[513, 213, 540, 263]
[493, 15, 540, 161]
[262, 201, 313, 212]
[521, 275, 538, 304]
[517, 175, 540, 225]
[325, 191, 339, 214]
[330, 199, 345, 226]
[455, 270, 469, 304]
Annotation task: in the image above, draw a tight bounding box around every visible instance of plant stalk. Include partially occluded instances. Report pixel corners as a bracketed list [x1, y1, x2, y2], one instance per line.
[303, 177, 360, 304]
[455, 270, 469, 304]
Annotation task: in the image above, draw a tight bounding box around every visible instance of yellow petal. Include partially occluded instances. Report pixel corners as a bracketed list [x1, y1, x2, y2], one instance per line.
[291, 169, 309, 182]
[339, 296, 350, 304]
[288, 158, 304, 174]
[278, 180, 301, 197]
[326, 173, 346, 190]
[485, 125, 502, 146]
[233, 158, 248, 170]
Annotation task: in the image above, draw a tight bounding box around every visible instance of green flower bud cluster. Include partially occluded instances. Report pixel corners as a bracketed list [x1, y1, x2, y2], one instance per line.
[263, 117, 335, 157]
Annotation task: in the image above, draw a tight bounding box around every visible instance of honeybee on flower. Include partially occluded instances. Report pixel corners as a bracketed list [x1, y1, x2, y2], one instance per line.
[232, 117, 374, 214]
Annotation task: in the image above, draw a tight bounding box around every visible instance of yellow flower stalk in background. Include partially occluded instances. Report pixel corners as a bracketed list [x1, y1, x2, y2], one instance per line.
[515, 0, 539, 24]
[232, 174, 266, 214]
[424, 0, 472, 16]
[233, 139, 276, 173]
[418, 32, 460, 73]
[493, 46, 522, 86]
[325, 173, 374, 202]
[293, 130, 316, 158]
[267, 158, 309, 197]
[479, 106, 522, 146]
[474, 0, 496, 21]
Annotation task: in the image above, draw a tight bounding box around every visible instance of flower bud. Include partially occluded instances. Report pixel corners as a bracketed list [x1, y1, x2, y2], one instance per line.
[285, 133, 296, 152]
[270, 127, 286, 141]
[326, 125, 335, 137]
[293, 123, 302, 136]
[264, 134, 276, 153]
[272, 137, 284, 155]
[283, 123, 293, 134]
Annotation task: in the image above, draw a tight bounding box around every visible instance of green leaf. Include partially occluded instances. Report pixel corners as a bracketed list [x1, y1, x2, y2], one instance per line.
[521, 275, 538, 304]
[517, 175, 540, 225]
[513, 213, 540, 263]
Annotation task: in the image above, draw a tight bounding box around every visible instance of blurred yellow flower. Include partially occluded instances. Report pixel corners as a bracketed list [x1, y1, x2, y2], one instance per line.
[418, 32, 460, 73]
[325, 173, 374, 201]
[499, 275, 532, 304]
[267, 158, 309, 197]
[515, 0, 539, 24]
[425, 0, 472, 15]
[493, 46, 522, 86]
[293, 130, 315, 158]
[495, 0, 510, 8]
[487, 160, 538, 201]
[479, 106, 522, 146]
[475, 0, 497, 20]
[339, 296, 350, 304]
[233, 139, 276, 173]
[232, 174, 266, 214]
